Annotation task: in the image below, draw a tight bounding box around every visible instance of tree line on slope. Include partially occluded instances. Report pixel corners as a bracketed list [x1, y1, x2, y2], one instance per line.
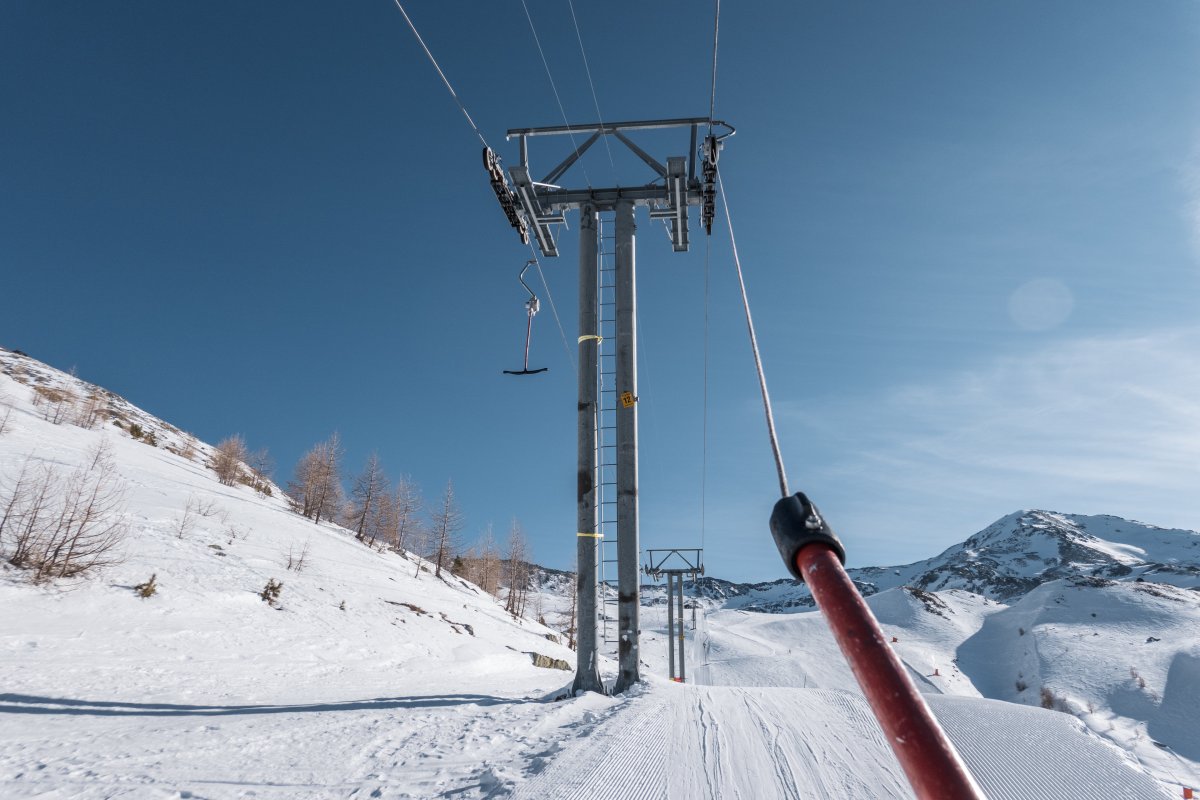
[213, 431, 540, 621]
[0, 373, 543, 624]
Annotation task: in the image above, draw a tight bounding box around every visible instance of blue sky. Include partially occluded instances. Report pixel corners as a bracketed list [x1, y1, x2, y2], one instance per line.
[3, 1, 1199, 581]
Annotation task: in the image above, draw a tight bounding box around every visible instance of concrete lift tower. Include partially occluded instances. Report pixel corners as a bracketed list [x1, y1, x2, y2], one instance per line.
[487, 117, 733, 694]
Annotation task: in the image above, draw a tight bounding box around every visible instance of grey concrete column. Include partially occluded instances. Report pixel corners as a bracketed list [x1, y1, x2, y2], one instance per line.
[572, 204, 604, 695]
[678, 574, 686, 683]
[613, 199, 641, 694]
[667, 573, 676, 680]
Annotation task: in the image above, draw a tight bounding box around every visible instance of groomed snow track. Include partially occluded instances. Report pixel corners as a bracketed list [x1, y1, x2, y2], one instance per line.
[514, 607, 1172, 800]
[514, 684, 1167, 799]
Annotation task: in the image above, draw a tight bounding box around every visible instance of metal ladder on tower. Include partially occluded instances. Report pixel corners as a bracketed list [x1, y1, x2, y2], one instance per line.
[596, 214, 621, 648]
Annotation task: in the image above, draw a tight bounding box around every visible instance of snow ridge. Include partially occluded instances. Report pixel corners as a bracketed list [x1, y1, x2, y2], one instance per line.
[718, 509, 1200, 613]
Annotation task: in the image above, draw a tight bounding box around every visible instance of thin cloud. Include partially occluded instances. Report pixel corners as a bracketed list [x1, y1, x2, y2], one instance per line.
[785, 329, 1200, 558]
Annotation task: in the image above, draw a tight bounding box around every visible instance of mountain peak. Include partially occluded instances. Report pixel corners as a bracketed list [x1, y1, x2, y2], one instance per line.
[722, 508, 1200, 613]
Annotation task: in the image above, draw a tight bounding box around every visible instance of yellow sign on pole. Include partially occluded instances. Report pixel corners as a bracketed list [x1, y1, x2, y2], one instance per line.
[621, 391, 636, 408]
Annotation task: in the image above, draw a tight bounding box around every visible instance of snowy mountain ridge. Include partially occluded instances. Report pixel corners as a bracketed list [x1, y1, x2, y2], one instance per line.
[701, 509, 1200, 613]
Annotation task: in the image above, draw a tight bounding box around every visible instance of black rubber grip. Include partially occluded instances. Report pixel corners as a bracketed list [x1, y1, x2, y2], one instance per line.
[770, 492, 846, 581]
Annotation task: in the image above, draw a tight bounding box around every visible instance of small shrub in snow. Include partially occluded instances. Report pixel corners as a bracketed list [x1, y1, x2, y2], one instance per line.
[1015, 679, 1027, 693]
[1040, 687, 1071, 713]
[260, 578, 283, 606]
[134, 574, 158, 598]
[178, 436, 198, 462]
[174, 495, 224, 539]
[285, 541, 309, 572]
[338, 600, 346, 611]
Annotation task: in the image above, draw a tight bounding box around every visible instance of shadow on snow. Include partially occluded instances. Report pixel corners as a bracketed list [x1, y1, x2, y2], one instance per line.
[0, 693, 532, 717]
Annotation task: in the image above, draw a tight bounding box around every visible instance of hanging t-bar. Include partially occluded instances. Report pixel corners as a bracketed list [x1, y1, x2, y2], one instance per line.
[503, 260, 548, 376]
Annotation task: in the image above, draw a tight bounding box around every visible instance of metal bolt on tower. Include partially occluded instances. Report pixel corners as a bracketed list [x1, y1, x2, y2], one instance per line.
[490, 117, 733, 694]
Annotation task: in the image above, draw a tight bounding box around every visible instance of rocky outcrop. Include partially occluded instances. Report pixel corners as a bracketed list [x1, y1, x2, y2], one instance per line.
[529, 652, 571, 671]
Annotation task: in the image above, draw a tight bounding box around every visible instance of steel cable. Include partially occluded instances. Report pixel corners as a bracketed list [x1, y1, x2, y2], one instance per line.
[526, 244, 577, 372]
[519, 0, 594, 188]
[717, 169, 789, 498]
[566, 0, 618, 177]
[708, 0, 721, 129]
[390, 1, 489, 149]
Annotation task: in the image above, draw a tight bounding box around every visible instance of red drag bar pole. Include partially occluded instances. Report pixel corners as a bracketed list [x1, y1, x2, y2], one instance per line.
[797, 543, 986, 800]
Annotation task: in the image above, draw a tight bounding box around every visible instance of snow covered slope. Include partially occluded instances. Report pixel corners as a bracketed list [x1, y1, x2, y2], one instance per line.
[2, 346, 1196, 798]
[515, 609, 1173, 799]
[0, 348, 591, 797]
[957, 577, 1200, 789]
[637, 584, 1197, 794]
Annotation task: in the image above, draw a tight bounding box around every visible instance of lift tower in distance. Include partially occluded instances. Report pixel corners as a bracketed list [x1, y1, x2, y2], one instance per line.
[645, 549, 704, 683]
[489, 117, 733, 694]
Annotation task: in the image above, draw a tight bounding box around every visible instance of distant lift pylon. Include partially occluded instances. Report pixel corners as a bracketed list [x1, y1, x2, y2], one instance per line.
[503, 260, 548, 376]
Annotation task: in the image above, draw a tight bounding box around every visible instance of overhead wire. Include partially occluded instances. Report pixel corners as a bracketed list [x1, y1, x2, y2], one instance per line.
[700, 235, 705, 554]
[565, 0, 618, 178]
[708, 0, 721, 129]
[390, 2, 576, 375]
[526, 242, 577, 372]
[519, 0, 594, 188]
[701, 237, 710, 552]
[718, 169, 790, 499]
[701, 0, 722, 549]
[390, 1, 489, 149]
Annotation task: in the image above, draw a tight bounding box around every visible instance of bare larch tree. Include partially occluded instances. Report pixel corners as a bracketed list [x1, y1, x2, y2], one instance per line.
[212, 434, 249, 487]
[429, 479, 463, 579]
[391, 476, 423, 557]
[0, 440, 127, 582]
[287, 433, 343, 524]
[504, 519, 532, 618]
[475, 524, 501, 596]
[346, 452, 388, 542]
